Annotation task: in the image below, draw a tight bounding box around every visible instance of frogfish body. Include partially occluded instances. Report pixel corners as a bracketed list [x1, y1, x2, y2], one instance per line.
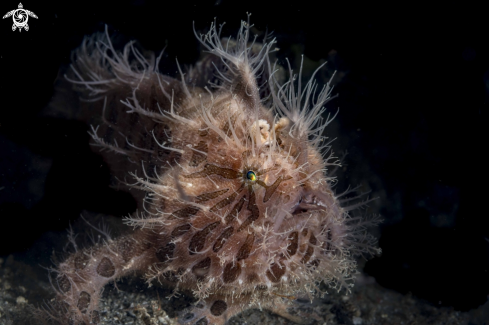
[46, 18, 380, 325]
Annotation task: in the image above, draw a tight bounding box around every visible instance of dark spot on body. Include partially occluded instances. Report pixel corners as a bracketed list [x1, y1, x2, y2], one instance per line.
[77, 291, 91, 313]
[236, 233, 254, 261]
[91, 310, 100, 323]
[171, 223, 191, 238]
[309, 233, 317, 245]
[192, 257, 212, 278]
[57, 274, 71, 293]
[210, 300, 228, 316]
[184, 164, 240, 179]
[195, 189, 229, 203]
[213, 227, 234, 252]
[301, 246, 314, 264]
[171, 206, 200, 219]
[156, 242, 175, 263]
[199, 129, 209, 137]
[263, 176, 283, 202]
[189, 141, 208, 167]
[247, 273, 259, 283]
[266, 262, 286, 282]
[189, 222, 220, 254]
[238, 190, 259, 231]
[225, 196, 246, 224]
[74, 253, 90, 271]
[96, 257, 115, 277]
[118, 238, 137, 262]
[223, 262, 241, 283]
[210, 192, 237, 212]
[287, 232, 299, 257]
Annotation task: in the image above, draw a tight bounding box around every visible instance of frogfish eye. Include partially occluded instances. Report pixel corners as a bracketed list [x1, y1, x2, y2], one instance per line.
[246, 171, 256, 181]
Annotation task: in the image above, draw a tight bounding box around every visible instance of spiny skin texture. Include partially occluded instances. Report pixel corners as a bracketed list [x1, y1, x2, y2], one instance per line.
[46, 19, 380, 325]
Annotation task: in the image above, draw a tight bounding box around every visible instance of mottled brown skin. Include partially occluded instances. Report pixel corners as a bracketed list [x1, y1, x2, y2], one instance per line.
[46, 19, 380, 325]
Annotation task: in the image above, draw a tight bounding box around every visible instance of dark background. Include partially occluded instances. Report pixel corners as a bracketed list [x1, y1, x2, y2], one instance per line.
[1, 0, 488, 315]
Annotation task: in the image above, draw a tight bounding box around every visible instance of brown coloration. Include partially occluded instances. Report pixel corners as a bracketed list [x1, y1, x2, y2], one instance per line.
[171, 206, 200, 219]
[263, 176, 283, 202]
[57, 274, 71, 293]
[156, 243, 175, 263]
[224, 195, 246, 224]
[96, 257, 116, 277]
[189, 222, 220, 254]
[222, 262, 241, 283]
[237, 191, 259, 232]
[300, 246, 314, 264]
[266, 262, 287, 283]
[195, 189, 229, 203]
[236, 233, 254, 261]
[287, 232, 299, 257]
[309, 233, 318, 245]
[210, 300, 228, 316]
[45, 19, 380, 325]
[247, 273, 259, 283]
[171, 223, 192, 238]
[192, 257, 212, 278]
[184, 164, 240, 179]
[91, 310, 100, 324]
[189, 141, 208, 167]
[210, 192, 237, 212]
[74, 253, 89, 271]
[213, 226, 234, 252]
[119, 237, 137, 262]
[77, 291, 90, 314]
